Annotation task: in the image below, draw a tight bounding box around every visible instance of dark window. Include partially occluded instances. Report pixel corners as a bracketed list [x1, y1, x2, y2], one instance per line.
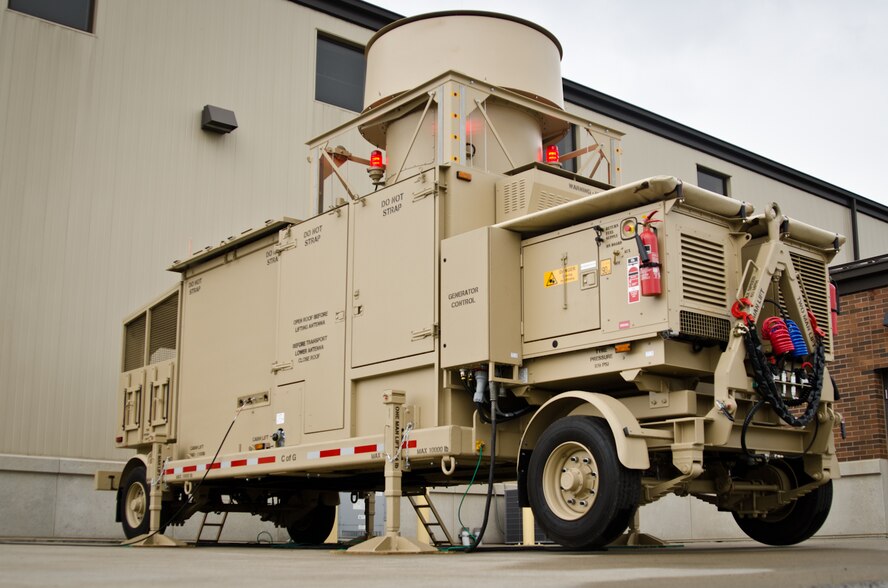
[315, 34, 366, 112]
[697, 166, 730, 196]
[9, 0, 94, 32]
[554, 125, 577, 173]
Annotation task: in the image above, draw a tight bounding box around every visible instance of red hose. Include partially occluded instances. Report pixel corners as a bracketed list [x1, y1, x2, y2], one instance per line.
[762, 317, 795, 355]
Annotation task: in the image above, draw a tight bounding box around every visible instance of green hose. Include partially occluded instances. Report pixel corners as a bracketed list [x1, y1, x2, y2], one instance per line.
[452, 446, 484, 549]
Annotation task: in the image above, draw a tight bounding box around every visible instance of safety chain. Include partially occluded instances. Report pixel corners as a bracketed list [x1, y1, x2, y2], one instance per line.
[733, 299, 826, 429]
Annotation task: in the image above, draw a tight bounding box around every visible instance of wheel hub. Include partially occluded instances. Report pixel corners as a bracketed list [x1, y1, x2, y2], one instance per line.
[125, 483, 146, 527]
[543, 441, 599, 520]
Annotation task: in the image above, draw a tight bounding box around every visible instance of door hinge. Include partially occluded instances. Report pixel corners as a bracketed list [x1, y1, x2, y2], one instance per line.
[411, 323, 439, 341]
[413, 185, 437, 201]
[274, 241, 297, 254]
[271, 360, 293, 374]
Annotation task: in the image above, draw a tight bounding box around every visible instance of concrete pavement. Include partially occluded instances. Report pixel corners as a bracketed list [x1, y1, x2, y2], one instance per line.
[1, 537, 887, 587]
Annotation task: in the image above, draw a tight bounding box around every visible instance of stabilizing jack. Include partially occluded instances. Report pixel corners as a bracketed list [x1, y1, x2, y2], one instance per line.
[122, 442, 185, 547]
[609, 512, 666, 547]
[347, 391, 436, 554]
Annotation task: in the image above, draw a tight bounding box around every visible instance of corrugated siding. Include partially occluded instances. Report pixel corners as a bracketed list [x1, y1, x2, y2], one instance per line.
[0, 0, 372, 460]
[565, 102, 868, 266]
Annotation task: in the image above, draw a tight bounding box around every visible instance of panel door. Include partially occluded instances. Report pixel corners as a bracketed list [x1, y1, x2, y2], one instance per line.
[277, 208, 349, 434]
[523, 228, 601, 342]
[144, 359, 176, 442]
[351, 175, 437, 367]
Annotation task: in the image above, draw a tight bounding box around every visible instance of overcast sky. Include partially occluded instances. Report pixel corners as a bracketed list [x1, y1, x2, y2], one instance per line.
[374, 0, 888, 206]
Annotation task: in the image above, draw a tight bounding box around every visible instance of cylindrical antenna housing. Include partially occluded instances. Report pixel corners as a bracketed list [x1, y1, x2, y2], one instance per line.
[362, 12, 566, 180]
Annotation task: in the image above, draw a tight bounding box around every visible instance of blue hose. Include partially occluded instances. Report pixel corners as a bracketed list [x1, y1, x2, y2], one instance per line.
[785, 319, 808, 357]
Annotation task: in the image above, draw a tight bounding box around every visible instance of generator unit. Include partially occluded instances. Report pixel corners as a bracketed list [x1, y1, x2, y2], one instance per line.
[103, 12, 844, 550]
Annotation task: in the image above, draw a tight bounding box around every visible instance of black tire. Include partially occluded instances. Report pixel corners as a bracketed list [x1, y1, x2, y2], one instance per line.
[732, 461, 833, 546]
[286, 503, 336, 544]
[527, 416, 642, 549]
[119, 465, 151, 539]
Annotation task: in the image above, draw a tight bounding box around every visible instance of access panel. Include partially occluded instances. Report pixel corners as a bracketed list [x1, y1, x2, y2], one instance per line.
[276, 207, 349, 434]
[522, 226, 601, 342]
[351, 172, 437, 367]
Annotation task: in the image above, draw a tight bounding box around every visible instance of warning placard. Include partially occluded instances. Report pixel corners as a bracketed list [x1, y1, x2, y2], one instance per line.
[544, 265, 579, 288]
[627, 256, 641, 304]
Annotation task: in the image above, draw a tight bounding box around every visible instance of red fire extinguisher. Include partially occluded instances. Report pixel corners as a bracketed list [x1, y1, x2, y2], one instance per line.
[638, 211, 662, 296]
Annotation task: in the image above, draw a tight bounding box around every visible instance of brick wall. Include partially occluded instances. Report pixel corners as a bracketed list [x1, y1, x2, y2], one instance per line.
[830, 285, 888, 461]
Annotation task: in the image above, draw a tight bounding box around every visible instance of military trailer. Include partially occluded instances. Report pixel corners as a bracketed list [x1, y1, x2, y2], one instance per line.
[101, 12, 844, 550]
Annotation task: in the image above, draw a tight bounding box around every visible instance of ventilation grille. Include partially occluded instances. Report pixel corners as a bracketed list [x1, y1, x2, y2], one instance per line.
[124, 314, 146, 372]
[680, 311, 731, 343]
[502, 178, 527, 214]
[681, 234, 727, 308]
[535, 190, 572, 211]
[790, 252, 832, 354]
[149, 293, 179, 364]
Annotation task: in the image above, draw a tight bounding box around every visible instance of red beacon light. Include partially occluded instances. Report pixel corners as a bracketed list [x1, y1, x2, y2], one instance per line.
[367, 149, 385, 185]
[369, 150, 384, 169]
[545, 145, 561, 167]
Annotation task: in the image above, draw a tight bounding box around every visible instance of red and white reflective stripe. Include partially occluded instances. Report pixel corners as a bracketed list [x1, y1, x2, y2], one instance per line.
[164, 455, 275, 476]
[306, 439, 417, 460]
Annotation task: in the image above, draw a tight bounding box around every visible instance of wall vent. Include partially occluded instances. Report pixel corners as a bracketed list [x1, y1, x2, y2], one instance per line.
[790, 252, 832, 354]
[149, 292, 179, 364]
[502, 178, 527, 215]
[536, 190, 571, 211]
[681, 233, 727, 309]
[680, 310, 731, 343]
[124, 314, 146, 372]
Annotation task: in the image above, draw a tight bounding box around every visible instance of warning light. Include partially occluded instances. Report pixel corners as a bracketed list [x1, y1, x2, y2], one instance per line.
[620, 218, 637, 239]
[367, 150, 385, 186]
[369, 150, 385, 169]
[545, 145, 561, 165]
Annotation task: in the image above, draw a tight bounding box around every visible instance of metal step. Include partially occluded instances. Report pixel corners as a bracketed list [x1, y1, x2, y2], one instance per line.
[408, 491, 455, 547]
[195, 511, 228, 544]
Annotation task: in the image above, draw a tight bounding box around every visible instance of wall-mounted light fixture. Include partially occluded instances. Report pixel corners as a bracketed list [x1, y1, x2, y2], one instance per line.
[201, 105, 238, 134]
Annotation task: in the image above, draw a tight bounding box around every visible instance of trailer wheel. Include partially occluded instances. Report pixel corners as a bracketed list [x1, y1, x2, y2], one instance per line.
[527, 416, 641, 549]
[733, 460, 833, 546]
[119, 465, 151, 539]
[286, 503, 336, 544]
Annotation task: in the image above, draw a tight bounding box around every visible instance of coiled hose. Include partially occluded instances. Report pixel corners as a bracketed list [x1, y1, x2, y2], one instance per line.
[762, 316, 795, 356]
[743, 315, 826, 428]
[785, 319, 809, 357]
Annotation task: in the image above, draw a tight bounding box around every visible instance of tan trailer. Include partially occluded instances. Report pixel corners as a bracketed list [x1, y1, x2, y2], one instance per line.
[102, 12, 844, 551]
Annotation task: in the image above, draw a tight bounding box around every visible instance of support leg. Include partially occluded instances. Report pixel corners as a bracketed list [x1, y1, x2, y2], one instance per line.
[123, 442, 184, 547]
[347, 390, 435, 554]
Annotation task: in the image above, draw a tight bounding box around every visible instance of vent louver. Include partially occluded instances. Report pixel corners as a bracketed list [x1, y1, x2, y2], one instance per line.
[789, 252, 832, 354]
[536, 190, 571, 211]
[124, 314, 146, 372]
[149, 293, 179, 364]
[680, 311, 731, 343]
[502, 178, 527, 214]
[681, 234, 727, 308]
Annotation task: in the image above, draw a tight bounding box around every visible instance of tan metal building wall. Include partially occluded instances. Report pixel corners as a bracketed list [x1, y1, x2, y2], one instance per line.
[563, 103, 880, 264]
[0, 0, 372, 461]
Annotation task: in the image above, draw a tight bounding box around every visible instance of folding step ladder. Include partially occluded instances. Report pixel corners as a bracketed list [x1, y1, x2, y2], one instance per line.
[408, 491, 455, 547]
[195, 511, 228, 544]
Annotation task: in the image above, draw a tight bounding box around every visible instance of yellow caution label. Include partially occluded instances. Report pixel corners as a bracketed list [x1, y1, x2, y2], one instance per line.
[544, 265, 579, 288]
[600, 259, 612, 276]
